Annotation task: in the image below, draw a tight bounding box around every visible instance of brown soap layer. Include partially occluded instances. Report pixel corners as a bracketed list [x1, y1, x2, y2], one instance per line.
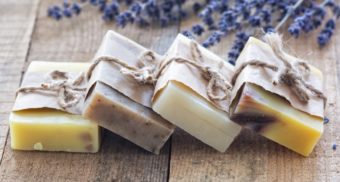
[230, 84, 276, 133]
[83, 82, 174, 154]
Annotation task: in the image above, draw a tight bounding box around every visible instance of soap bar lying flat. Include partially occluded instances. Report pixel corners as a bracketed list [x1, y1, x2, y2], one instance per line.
[153, 81, 241, 152]
[84, 82, 173, 154]
[10, 61, 100, 153]
[230, 83, 323, 156]
[153, 34, 241, 152]
[83, 31, 174, 154]
[10, 109, 100, 153]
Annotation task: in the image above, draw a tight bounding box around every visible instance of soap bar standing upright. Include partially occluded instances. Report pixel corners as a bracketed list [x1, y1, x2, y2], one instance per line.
[10, 61, 100, 153]
[152, 34, 242, 152]
[230, 36, 325, 156]
[83, 31, 174, 154]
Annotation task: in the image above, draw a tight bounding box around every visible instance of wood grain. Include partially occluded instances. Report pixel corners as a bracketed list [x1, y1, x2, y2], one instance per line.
[167, 7, 340, 182]
[0, 0, 40, 164]
[0, 0, 340, 181]
[0, 0, 178, 181]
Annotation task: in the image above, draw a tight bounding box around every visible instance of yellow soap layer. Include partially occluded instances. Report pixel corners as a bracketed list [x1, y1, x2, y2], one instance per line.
[10, 109, 100, 153]
[153, 81, 241, 152]
[232, 83, 323, 156]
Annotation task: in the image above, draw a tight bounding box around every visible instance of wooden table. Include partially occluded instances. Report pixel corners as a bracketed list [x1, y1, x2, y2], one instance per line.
[0, 1, 339, 181]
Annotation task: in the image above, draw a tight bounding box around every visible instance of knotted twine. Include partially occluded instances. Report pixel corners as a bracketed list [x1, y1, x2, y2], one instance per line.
[17, 70, 86, 109]
[231, 33, 326, 105]
[17, 41, 232, 109]
[86, 41, 232, 101]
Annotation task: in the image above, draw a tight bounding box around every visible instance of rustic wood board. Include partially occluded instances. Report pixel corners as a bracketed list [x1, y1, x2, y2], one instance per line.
[0, 0, 339, 182]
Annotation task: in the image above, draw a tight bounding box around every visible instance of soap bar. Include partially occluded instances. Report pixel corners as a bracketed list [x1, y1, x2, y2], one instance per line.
[152, 34, 241, 152]
[84, 82, 173, 154]
[230, 35, 325, 156]
[10, 61, 100, 153]
[153, 81, 241, 152]
[83, 31, 174, 154]
[230, 83, 323, 156]
[10, 109, 100, 153]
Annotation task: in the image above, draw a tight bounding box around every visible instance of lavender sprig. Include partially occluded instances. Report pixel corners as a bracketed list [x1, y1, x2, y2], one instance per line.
[48, 0, 340, 64]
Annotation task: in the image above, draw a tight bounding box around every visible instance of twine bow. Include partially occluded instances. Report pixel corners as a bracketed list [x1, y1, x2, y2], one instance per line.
[87, 41, 232, 101]
[231, 33, 326, 105]
[17, 70, 86, 109]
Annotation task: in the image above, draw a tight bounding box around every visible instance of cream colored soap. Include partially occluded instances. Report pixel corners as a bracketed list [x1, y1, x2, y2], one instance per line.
[10, 61, 100, 153]
[153, 81, 241, 152]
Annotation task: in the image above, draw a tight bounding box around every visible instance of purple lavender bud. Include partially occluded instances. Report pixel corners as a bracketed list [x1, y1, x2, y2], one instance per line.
[236, 32, 249, 42]
[124, 0, 134, 6]
[332, 144, 337, 150]
[326, 19, 336, 29]
[63, 8, 72, 18]
[159, 16, 169, 27]
[52, 10, 63, 20]
[90, 0, 98, 6]
[333, 5, 340, 18]
[124, 11, 134, 23]
[202, 41, 211, 48]
[63, 0, 70, 8]
[193, 2, 202, 13]
[71, 3, 81, 15]
[145, 1, 160, 17]
[202, 15, 215, 28]
[47, 6, 55, 17]
[116, 14, 127, 27]
[161, 1, 174, 13]
[318, 27, 333, 46]
[248, 15, 261, 27]
[264, 25, 275, 33]
[98, 0, 106, 12]
[288, 24, 301, 38]
[261, 9, 271, 24]
[325, 0, 335, 7]
[109, 2, 120, 15]
[192, 24, 205, 36]
[323, 117, 330, 124]
[130, 3, 142, 15]
[181, 30, 194, 39]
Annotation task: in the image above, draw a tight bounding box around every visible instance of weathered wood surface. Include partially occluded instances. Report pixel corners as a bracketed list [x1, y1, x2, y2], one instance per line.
[0, 0, 339, 182]
[0, 0, 177, 181]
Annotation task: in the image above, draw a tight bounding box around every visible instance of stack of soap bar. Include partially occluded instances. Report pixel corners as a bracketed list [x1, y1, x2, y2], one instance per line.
[83, 31, 174, 154]
[152, 34, 241, 152]
[230, 83, 323, 156]
[10, 61, 100, 153]
[230, 37, 324, 156]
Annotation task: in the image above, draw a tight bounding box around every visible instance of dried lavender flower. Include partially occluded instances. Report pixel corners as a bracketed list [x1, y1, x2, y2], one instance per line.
[48, 0, 339, 64]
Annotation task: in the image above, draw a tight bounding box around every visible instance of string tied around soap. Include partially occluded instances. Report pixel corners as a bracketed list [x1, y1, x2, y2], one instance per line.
[231, 32, 326, 105]
[87, 41, 232, 101]
[17, 70, 87, 109]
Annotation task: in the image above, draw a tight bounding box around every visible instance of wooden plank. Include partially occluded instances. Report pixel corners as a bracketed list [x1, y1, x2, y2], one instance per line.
[0, 0, 40, 163]
[0, 0, 178, 181]
[168, 14, 340, 182]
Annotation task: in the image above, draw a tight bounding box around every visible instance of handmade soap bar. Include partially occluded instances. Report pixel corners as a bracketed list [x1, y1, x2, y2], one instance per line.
[10, 109, 100, 153]
[83, 31, 174, 154]
[230, 35, 325, 156]
[10, 61, 100, 153]
[152, 34, 241, 152]
[230, 83, 323, 156]
[153, 81, 241, 152]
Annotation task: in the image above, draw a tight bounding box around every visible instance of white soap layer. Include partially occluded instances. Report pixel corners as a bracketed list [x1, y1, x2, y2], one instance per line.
[153, 81, 241, 152]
